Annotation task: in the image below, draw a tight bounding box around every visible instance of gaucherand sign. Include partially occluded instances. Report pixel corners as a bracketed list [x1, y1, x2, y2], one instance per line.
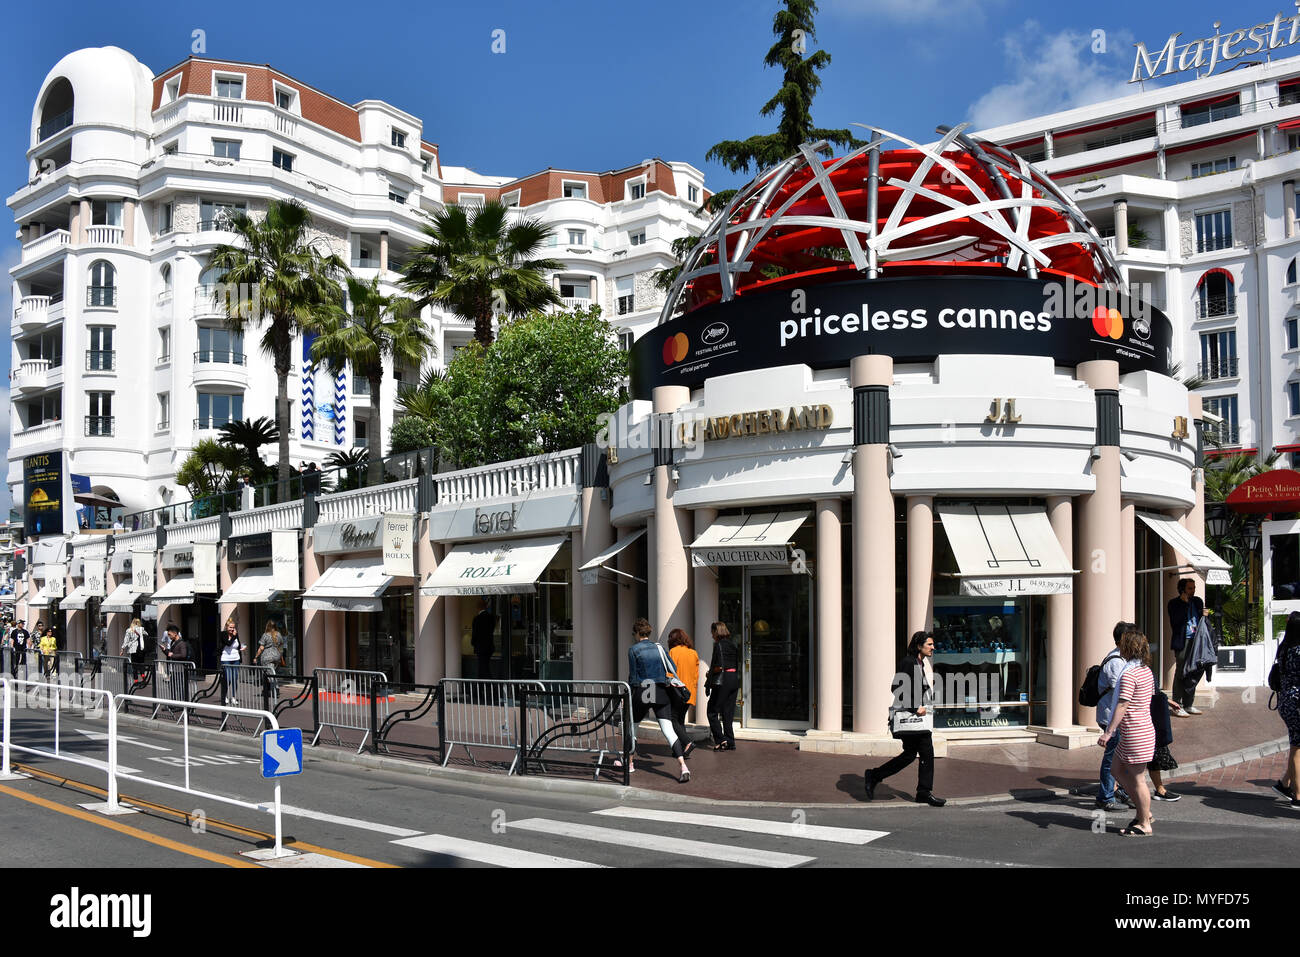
[631, 276, 1171, 400]
[1131, 9, 1300, 83]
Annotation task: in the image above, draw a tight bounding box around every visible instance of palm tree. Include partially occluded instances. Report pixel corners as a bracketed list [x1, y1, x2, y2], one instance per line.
[217, 416, 279, 483]
[311, 275, 434, 467]
[401, 201, 562, 346]
[206, 200, 347, 488]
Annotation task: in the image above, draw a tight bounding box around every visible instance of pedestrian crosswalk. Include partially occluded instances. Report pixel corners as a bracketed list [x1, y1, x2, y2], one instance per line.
[389, 807, 887, 868]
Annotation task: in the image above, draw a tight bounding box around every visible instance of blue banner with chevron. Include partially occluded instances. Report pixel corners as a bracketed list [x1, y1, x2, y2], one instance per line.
[301, 332, 316, 441]
[333, 369, 347, 445]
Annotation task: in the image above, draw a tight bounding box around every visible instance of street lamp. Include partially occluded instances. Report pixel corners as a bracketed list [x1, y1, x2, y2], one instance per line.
[1243, 518, 1261, 645]
[1206, 502, 1230, 541]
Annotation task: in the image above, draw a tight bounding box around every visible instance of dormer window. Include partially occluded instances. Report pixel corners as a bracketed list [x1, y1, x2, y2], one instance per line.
[274, 84, 298, 112]
[562, 181, 587, 200]
[164, 76, 181, 104]
[628, 179, 646, 201]
[215, 76, 244, 100]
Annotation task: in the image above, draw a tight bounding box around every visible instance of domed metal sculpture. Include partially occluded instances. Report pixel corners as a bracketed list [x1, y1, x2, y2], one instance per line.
[660, 122, 1126, 323]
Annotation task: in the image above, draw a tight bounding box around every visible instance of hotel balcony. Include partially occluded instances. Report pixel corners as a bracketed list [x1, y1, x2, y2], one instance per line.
[1194, 296, 1237, 320]
[192, 350, 249, 389]
[82, 225, 124, 246]
[1197, 357, 1239, 381]
[19, 229, 70, 266]
[10, 420, 63, 452]
[12, 358, 53, 393]
[13, 294, 64, 332]
[560, 297, 593, 310]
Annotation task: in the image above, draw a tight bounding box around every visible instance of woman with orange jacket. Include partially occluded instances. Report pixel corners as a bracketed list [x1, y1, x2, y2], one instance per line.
[667, 628, 700, 756]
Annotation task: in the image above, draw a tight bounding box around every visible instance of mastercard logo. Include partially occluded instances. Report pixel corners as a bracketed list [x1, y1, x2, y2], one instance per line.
[1092, 306, 1124, 340]
[662, 333, 689, 365]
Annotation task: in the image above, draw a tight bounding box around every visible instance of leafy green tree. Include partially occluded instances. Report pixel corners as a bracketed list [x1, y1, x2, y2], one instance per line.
[1203, 448, 1278, 643]
[217, 417, 279, 484]
[176, 440, 243, 510]
[389, 415, 438, 456]
[393, 306, 626, 469]
[310, 275, 434, 467]
[206, 199, 347, 487]
[401, 201, 562, 347]
[655, 0, 863, 289]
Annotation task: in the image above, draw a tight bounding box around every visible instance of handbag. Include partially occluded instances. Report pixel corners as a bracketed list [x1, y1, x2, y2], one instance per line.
[891, 709, 933, 734]
[655, 643, 692, 709]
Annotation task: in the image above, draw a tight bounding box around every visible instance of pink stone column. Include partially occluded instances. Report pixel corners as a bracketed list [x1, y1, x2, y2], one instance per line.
[851, 355, 895, 735]
[652, 386, 692, 644]
[301, 531, 325, 674]
[414, 530, 443, 685]
[444, 592, 462, 679]
[692, 508, 718, 720]
[578, 485, 615, 680]
[816, 498, 843, 732]
[1046, 496, 1075, 730]
[1160, 525, 1180, 692]
[906, 496, 933, 637]
[1181, 393, 1207, 597]
[1120, 500, 1136, 623]
[123, 198, 136, 246]
[616, 527, 642, 683]
[1074, 360, 1123, 726]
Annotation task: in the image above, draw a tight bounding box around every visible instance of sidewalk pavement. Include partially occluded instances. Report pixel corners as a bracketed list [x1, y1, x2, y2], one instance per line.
[255, 681, 1291, 806]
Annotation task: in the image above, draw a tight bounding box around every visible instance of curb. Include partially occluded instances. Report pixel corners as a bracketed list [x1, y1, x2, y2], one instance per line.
[109, 711, 1289, 810]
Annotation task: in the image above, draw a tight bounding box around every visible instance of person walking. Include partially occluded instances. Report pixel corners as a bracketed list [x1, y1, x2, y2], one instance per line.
[471, 598, 496, 681]
[38, 625, 58, 678]
[1098, 630, 1158, 836]
[865, 631, 946, 807]
[1095, 621, 1137, 811]
[8, 620, 30, 679]
[1271, 611, 1300, 809]
[218, 619, 245, 705]
[1148, 689, 1181, 802]
[666, 628, 699, 756]
[255, 621, 285, 703]
[1167, 578, 1206, 716]
[626, 618, 692, 782]
[122, 618, 147, 665]
[706, 621, 741, 751]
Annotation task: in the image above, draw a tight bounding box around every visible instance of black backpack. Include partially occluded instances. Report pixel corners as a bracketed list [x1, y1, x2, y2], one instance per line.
[1079, 650, 1121, 707]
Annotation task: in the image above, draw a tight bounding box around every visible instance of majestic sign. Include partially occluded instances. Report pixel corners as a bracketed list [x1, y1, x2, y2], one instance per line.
[314, 517, 381, 555]
[1226, 468, 1300, 513]
[1131, 10, 1300, 83]
[631, 276, 1171, 400]
[383, 512, 416, 578]
[271, 529, 299, 591]
[23, 452, 63, 537]
[192, 543, 219, 594]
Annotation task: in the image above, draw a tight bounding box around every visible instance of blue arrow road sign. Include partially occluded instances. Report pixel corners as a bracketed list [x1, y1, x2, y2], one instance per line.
[261, 728, 303, 778]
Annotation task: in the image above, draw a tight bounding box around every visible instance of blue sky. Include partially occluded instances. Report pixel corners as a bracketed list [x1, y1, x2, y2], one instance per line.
[3, 0, 1295, 513]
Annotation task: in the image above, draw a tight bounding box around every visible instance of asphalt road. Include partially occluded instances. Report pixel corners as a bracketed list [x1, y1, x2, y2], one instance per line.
[2, 701, 1298, 869]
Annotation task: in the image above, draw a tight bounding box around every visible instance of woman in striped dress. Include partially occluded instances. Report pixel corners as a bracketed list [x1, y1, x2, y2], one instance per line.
[1098, 630, 1156, 836]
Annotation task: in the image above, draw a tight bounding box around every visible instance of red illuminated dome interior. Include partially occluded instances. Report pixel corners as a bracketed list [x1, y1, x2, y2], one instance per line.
[682, 141, 1113, 316]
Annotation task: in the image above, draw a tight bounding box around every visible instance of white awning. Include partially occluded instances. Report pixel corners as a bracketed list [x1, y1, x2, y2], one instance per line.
[0, 594, 15, 604]
[578, 529, 646, 585]
[218, 567, 279, 605]
[421, 535, 567, 597]
[102, 583, 146, 614]
[27, 594, 50, 608]
[937, 504, 1075, 596]
[149, 575, 195, 607]
[689, 512, 810, 567]
[303, 558, 394, 612]
[1137, 513, 1232, 585]
[60, 585, 93, 610]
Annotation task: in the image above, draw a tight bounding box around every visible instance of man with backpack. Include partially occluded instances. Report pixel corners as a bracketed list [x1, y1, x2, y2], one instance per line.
[1086, 621, 1138, 811]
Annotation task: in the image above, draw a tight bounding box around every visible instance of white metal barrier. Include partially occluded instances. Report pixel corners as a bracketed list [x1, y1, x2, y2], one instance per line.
[438, 678, 546, 773]
[523, 681, 634, 776]
[151, 661, 195, 719]
[312, 668, 389, 753]
[0, 676, 290, 857]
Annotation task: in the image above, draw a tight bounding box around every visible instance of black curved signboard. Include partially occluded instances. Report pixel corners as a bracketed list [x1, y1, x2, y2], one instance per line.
[631, 275, 1172, 400]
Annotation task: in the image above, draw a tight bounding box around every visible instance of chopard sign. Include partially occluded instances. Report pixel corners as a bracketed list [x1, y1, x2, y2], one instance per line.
[339, 522, 379, 549]
[1131, 8, 1300, 81]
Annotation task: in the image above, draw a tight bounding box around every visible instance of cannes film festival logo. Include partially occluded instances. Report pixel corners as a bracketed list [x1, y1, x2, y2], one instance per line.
[701, 322, 729, 345]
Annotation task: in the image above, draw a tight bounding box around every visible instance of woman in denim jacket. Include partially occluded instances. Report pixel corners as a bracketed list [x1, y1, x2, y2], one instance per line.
[626, 617, 692, 783]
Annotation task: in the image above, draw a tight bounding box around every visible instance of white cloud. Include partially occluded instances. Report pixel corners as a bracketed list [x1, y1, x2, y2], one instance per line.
[967, 23, 1135, 131]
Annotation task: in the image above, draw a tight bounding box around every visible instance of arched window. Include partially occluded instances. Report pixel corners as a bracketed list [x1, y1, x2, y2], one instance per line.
[1287, 257, 1297, 286]
[37, 77, 74, 142]
[88, 260, 116, 307]
[1196, 268, 1235, 319]
[160, 263, 172, 293]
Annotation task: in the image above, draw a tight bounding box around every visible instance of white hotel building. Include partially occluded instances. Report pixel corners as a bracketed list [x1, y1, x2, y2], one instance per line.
[7, 47, 708, 520]
[977, 54, 1300, 463]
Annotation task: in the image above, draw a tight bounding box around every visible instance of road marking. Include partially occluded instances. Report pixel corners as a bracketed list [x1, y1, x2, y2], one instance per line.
[593, 807, 889, 845]
[75, 729, 171, 752]
[20, 749, 143, 775]
[271, 803, 422, 838]
[0, 782, 258, 868]
[508, 818, 815, 868]
[390, 834, 603, 868]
